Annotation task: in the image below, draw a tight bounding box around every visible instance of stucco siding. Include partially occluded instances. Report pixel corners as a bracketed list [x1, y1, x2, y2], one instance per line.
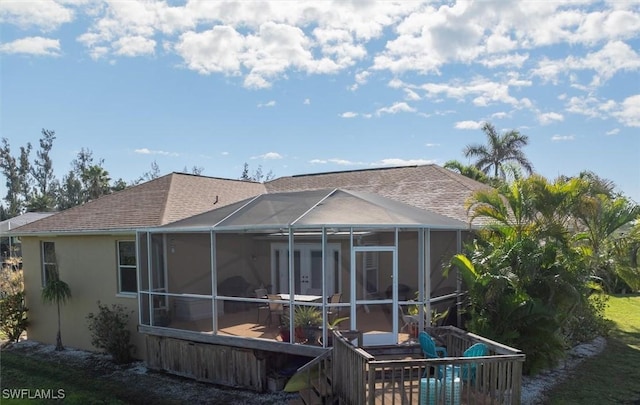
[21, 235, 145, 359]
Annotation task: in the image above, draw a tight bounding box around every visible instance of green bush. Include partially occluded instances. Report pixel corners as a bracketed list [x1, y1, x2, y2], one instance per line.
[86, 302, 134, 364]
[563, 293, 613, 346]
[0, 265, 28, 344]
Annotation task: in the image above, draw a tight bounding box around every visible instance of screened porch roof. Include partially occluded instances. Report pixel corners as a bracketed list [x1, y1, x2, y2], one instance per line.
[152, 188, 470, 232]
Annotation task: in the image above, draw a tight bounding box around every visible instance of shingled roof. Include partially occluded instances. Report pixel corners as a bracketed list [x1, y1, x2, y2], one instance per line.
[266, 164, 490, 224]
[11, 164, 490, 235]
[13, 173, 266, 234]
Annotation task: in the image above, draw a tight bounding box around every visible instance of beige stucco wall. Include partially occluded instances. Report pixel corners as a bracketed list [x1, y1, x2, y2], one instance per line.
[21, 235, 145, 359]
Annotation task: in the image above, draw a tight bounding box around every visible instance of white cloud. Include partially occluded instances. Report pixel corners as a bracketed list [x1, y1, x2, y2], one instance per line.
[253, 152, 283, 160]
[309, 158, 363, 166]
[350, 70, 371, 91]
[455, 120, 484, 130]
[538, 112, 564, 125]
[303, 98, 310, 105]
[340, 112, 358, 118]
[174, 26, 245, 74]
[376, 102, 416, 116]
[605, 128, 620, 136]
[134, 148, 179, 156]
[375, 158, 436, 166]
[0, 36, 61, 56]
[612, 94, 640, 127]
[551, 135, 575, 142]
[113, 35, 155, 57]
[420, 76, 526, 108]
[404, 88, 421, 101]
[425, 143, 440, 147]
[0, 0, 74, 30]
[533, 41, 640, 86]
[480, 53, 529, 69]
[257, 100, 276, 108]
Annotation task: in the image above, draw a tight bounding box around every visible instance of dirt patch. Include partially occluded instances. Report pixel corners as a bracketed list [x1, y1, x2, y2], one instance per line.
[2, 340, 297, 405]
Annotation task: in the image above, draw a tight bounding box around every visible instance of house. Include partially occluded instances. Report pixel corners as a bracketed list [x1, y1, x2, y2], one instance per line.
[1, 212, 55, 264]
[10, 164, 490, 391]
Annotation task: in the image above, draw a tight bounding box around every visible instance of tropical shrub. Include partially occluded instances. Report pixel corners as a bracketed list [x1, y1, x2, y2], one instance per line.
[86, 302, 134, 364]
[449, 174, 632, 374]
[0, 262, 28, 344]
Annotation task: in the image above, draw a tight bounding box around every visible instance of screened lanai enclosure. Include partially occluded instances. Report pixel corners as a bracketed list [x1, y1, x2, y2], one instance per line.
[138, 189, 470, 356]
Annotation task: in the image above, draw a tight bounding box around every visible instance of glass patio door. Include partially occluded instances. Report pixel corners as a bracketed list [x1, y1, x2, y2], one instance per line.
[351, 246, 397, 346]
[272, 243, 338, 295]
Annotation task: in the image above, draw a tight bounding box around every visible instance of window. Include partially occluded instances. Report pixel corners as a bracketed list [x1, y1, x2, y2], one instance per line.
[41, 241, 57, 287]
[118, 241, 137, 294]
[364, 251, 379, 294]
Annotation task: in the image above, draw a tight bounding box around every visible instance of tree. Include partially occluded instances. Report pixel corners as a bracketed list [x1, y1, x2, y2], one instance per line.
[183, 165, 204, 175]
[29, 129, 58, 211]
[135, 160, 161, 184]
[41, 269, 71, 351]
[463, 122, 533, 179]
[452, 174, 614, 373]
[443, 160, 493, 185]
[239, 163, 274, 182]
[0, 138, 32, 216]
[82, 165, 111, 201]
[58, 171, 84, 210]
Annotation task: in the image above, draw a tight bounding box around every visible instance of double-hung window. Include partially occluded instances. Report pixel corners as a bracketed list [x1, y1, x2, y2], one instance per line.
[117, 241, 137, 294]
[41, 241, 57, 287]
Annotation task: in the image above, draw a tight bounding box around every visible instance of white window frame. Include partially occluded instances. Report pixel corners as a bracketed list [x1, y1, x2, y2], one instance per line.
[41, 241, 56, 287]
[117, 240, 137, 295]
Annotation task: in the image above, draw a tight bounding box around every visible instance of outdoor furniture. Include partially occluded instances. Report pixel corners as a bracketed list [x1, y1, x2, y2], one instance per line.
[266, 294, 284, 326]
[278, 293, 323, 302]
[461, 342, 488, 384]
[399, 305, 419, 335]
[419, 331, 448, 378]
[327, 293, 342, 321]
[255, 288, 269, 323]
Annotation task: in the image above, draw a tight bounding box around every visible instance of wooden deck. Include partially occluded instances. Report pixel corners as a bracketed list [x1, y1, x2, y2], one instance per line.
[164, 304, 417, 346]
[330, 327, 525, 405]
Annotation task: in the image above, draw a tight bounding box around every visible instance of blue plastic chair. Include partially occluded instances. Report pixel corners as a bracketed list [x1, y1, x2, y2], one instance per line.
[419, 331, 448, 377]
[419, 331, 448, 358]
[461, 342, 488, 384]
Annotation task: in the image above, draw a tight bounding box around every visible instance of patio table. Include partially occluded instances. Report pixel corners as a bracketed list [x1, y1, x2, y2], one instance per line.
[278, 294, 323, 302]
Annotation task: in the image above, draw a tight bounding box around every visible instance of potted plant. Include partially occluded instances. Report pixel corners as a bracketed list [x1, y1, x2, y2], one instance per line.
[294, 306, 323, 343]
[324, 316, 349, 346]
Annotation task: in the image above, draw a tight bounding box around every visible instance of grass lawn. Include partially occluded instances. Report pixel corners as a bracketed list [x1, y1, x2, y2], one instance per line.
[547, 294, 640, 404]
[0, 350, 164, 404]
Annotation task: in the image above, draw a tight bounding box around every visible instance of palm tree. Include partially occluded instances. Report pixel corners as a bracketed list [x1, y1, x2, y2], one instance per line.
[464, 122, 533, 179]
[443, 160, 492, 184]
[82, 165, 111, 201]
[41, 270, 72, 351]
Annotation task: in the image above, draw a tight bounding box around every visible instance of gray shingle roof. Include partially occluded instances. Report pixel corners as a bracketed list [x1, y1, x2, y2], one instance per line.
[13, 173, 265, 234]
[266, 164, 490, 223]
[10, 164, 490, 234]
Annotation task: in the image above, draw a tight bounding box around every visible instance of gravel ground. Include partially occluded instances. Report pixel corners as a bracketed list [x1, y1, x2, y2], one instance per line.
[3, 337, 607, 404]
[2, 340, 297, 404]
[520, 337, 607, 405]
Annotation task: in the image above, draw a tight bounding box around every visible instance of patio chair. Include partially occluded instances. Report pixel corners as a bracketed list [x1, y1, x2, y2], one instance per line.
[461, 342, 488, 384]
[419, 331, 448, 378]
[266, 294, 284, 326]
[399, 305, 419, 334]
[327, 293, 342, 321]
[255, 288, 269, 323]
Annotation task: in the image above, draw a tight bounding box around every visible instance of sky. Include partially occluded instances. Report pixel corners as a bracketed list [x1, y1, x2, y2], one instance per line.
[1, 0, 639, 204]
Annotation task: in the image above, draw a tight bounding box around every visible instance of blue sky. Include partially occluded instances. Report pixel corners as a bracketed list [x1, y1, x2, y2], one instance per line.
[1, 0, 639, 203]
